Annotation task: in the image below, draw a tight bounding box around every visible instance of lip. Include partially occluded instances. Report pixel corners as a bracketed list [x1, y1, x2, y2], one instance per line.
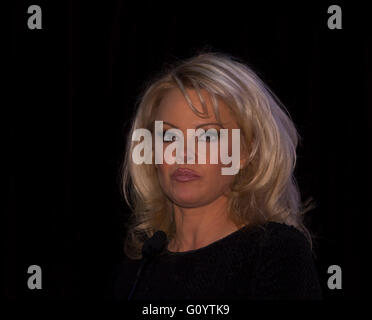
[171, 168, 201, 182]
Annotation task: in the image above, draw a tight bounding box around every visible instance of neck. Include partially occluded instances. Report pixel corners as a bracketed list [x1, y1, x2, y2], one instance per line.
[168, 195, 240, 252]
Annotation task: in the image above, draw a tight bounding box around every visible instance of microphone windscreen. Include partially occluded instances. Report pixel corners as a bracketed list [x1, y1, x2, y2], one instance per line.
[142, 230, 168, 259]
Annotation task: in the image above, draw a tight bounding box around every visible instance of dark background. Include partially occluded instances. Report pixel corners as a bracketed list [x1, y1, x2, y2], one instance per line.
[8, 0, 370, 299]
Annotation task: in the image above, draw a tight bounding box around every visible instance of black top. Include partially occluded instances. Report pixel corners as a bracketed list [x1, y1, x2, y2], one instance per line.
[108, 222, 322, 300]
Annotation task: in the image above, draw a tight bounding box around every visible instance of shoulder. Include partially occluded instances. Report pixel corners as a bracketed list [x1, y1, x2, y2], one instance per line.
[245, 222, 322, 299]
[246, 221, 314, 265]
[228, 221, 314, 272]
[106, 256, 142, 300]
[238, 221, 311, 253]
[239, 222, 314, 278]
[112, 255, 141, 279]
[258, 221, 311, 251]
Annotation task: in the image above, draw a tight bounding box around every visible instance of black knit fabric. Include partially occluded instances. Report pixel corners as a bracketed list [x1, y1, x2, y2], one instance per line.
[109, 222, 322, 300]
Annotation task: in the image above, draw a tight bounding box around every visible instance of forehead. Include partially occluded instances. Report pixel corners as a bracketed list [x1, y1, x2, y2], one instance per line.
[155, 87, 238, 128]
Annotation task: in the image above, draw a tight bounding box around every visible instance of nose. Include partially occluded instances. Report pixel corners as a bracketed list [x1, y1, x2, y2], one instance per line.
[175, 131, 196, 164]
[185, 140, 196, 164]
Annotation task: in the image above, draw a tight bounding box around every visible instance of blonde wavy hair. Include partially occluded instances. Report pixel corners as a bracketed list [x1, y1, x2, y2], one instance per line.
[121, 51, 315, 259]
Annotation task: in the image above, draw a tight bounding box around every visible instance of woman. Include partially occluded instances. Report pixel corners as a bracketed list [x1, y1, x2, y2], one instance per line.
[110, 52, 322, 300]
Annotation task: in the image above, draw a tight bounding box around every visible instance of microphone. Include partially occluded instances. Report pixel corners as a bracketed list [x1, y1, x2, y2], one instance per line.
[127, 230, 168, 301]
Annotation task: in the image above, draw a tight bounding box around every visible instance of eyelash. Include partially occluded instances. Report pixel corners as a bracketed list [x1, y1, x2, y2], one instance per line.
[161, 130, 220, 143]
[162, 131, 178, 142]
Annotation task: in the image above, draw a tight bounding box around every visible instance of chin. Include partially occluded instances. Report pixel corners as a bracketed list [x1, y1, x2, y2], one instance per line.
[172, 194, 204, 207]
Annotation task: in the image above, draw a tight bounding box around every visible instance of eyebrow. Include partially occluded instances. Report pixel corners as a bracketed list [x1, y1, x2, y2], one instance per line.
[160, 121, 225, 129]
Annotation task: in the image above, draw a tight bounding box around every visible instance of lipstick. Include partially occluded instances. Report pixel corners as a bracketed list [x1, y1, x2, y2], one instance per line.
[171, 168, 201, 182]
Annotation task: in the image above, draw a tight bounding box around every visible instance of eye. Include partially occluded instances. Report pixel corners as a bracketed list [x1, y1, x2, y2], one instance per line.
[162, 130, 180, 143]
[197, 131, 219, 143]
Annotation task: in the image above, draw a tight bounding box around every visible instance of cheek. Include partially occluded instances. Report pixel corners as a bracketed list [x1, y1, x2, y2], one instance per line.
[156, 164, 170, 180]
[156, 164, 177, 193]
[202, 164, 235, 189]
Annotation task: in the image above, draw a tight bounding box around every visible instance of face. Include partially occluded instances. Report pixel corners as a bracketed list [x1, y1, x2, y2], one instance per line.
[153, 87, 245, 208]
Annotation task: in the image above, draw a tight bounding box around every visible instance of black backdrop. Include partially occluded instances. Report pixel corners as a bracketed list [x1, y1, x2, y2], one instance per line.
[8, 0, 370, 299]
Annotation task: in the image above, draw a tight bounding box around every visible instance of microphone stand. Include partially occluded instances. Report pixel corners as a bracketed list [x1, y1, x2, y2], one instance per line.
[127, 231, 167, 301]
[127, 258, 148, 301]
